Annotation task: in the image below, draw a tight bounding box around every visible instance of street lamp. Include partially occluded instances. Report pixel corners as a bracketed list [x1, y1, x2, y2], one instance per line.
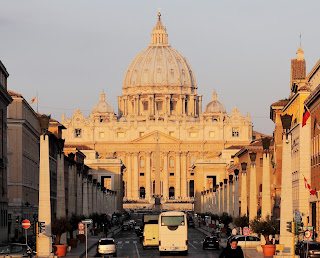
[249, 152, 257, 163]
[281, 114, 293, 139]
[241, 162, 247, 172]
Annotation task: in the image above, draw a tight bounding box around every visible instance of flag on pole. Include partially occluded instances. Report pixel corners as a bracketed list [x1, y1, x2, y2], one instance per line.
[302, 106, 310, 127]
[29, 96, 37, 104]
[304, 176, 316, 195]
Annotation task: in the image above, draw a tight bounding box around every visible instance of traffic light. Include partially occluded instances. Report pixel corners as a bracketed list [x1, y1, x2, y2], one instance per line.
[15, 216, 19, 223]
[39, 221, 45, 233]
[218, 220, 221, 227]
[295, 222, 302, 233]
[286, 221, 292, 233]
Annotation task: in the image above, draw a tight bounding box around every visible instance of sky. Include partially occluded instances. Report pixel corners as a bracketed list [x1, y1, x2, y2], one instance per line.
[1, 0, 320, 134]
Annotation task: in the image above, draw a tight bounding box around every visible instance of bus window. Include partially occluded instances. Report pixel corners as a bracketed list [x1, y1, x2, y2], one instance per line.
[161, 216, 185, 226]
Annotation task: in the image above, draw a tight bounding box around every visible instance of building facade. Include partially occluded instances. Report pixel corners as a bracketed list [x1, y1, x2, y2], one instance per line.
[62, 13, 253, 212]
[0, 61, 13, 243]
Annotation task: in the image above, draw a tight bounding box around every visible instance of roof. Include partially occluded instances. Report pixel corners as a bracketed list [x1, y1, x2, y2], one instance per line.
[7, 90, 22, 97]
[64, 144, 93, 150]
[271, 99, 289, 107]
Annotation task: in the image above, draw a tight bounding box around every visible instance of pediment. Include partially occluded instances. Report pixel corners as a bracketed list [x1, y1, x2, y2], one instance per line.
[132, 131, 181, 143]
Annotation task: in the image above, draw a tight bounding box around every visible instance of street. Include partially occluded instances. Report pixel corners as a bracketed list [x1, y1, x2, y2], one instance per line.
[89, 227, 222, 258]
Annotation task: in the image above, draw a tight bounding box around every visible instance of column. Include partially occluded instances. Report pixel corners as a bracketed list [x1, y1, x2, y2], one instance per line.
[223, 179, 228, 213]
[249, 153, 257, 221]
[175, 152, 181, 198]
[126, 153, 132, 199]
[83, 177, 89, 216]
[88, 177, 93, 214]
[219, 182, 223, 214]
[181, 152, 187, 198]
[234, 169, 240, 217]
[56, 152, 66, 218]
[93, 181, 97, 213]
[240, 163, 248, 216]
[280, 134, 293, 252]
[76, 169, 83, 215]
[262, 152, 271, 218]
[38, 134, 52, 256]
[163, 152, 169, 199]
[146, 152, 151, 201]
[68, 157, 76, 215]
[229, 176, 234, 216]
[133, 152, 139, 199]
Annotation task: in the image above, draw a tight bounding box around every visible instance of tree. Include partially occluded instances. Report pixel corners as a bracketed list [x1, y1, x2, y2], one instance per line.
[68, 213, 84, 239]
[220, 212, 233, 227]
[52, 217, 72, 245]
[250, 215, 280, 245]
[233, 215, 249, 229]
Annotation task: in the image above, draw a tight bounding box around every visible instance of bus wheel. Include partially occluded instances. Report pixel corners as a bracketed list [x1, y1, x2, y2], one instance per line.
[159, 251, 164, 256]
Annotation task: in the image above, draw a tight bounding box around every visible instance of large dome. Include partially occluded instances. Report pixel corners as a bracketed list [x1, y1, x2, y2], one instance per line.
[122, 13, 197, 90]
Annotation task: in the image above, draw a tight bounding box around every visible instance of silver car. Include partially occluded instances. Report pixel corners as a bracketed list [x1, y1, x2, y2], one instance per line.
[0, 243, 34, 257]
[97, 238, 117, 257]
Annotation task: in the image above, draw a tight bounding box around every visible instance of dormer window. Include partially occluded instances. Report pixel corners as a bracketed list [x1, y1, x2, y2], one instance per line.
[156, 101, 163, 111]
[143, 102, 148, 111]
[100, 116, 103, 122]
[232, 127, 239, 137]
[74, 129, 81, 138]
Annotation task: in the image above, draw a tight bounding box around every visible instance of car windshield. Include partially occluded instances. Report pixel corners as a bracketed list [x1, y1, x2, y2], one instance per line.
[10, 245, 27, 253]
[308, 243, 320, 250]
[161, 216, 185, 226]
[0, 245, 10, 254]
[99, 240, 114, 245]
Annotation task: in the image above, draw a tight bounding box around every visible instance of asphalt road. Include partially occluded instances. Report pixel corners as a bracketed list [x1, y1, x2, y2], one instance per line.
[90, 226, 223, 258]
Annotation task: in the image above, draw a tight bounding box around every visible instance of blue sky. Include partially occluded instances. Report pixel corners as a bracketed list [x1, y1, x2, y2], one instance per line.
[1, 0, 320, 134]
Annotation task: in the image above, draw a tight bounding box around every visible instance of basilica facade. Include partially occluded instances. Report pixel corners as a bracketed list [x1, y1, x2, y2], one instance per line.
[62, 13, 253, 212]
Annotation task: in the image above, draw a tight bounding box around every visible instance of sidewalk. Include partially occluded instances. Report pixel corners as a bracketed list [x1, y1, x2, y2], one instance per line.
[65, 225, 121, 258]
[195, 225, 265, 258]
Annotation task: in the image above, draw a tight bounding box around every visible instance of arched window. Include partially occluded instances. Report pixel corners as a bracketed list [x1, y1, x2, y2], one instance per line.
[140, 187, 145, 199]
[140, 156, 145, 168]
[169, 187, 175, 199]
[169, 157, 174, 168]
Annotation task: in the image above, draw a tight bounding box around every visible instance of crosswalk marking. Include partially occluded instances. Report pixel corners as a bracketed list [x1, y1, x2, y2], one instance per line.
[125, 241, 129, 244]
[133, 241, 137, 244]
[118, 241, 122, 244]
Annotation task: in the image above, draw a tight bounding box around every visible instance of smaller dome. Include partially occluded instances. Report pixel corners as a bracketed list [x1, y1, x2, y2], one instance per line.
[92, 92, 114, 114]
[204, 91, 226, 114]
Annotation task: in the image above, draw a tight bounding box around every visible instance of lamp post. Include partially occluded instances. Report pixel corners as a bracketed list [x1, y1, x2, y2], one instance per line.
[241, 162, 247, 216]
[279, 114, 293, 253]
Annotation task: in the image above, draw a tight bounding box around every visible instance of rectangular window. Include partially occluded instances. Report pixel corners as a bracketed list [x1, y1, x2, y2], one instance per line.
[143, 102, 148, 111]
[140, 173, 145, 177]
[169, 131, 174, 137]
[189, 132, 197, 138]
[190, 173, 194, 176]
[170, 173, 174, 176]
[99, 132, 105, 138]
[74, 129, 82, 138]
[189, 180, 194, 197]
[139, 132, 145, 137]
[101, 176, 112, 190]
[209, 131, 215, 138]
[117, 132, 125, 138]
[232, 127, 239, 137]
[156, 101, 163, 111]
[260, 158, 263, 167]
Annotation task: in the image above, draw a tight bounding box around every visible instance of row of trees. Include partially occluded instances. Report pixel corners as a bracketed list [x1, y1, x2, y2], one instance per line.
[52, 212, 126, 245]
[197, 212, 279, 245]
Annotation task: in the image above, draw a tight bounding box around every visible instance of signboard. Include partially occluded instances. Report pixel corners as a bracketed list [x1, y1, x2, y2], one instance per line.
[243, 227, 250, 236]
[79, 230, 84, 234]
[82, 219, 93, 225]
[78, 222, 85, 231]
[21, 219, 31, 230]
[305, 230, 312, 239]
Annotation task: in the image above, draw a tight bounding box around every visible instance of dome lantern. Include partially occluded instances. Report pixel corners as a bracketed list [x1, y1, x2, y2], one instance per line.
[150, 12, 169, 46]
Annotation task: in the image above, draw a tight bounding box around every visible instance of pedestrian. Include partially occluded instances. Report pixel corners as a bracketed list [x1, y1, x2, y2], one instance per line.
[219, 239, 244, 258]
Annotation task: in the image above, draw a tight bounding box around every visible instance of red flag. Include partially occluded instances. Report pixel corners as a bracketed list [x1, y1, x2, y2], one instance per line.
[29, 96, 37, 104]
[302, 106, 310, 127]
[304, 176, 316, 195]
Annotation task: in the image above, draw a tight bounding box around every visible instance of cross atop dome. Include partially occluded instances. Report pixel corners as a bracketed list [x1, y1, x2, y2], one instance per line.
[151, 12, 169, 46]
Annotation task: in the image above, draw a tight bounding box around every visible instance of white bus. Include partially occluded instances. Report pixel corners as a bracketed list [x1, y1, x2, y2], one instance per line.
[158, 211, 188, 255]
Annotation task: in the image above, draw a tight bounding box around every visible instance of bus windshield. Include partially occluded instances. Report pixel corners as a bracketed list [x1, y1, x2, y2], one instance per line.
[161, 216, 185, 226]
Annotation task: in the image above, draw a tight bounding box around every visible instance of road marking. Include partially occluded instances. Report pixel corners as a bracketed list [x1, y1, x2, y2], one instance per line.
[193, 241, 198, 244]
[125, 241, 129, 244]
[133, 241, 137, 243]
[134, 242, 140, 258]
[189, 242, 197, 249]
[118, 241, 122, 244]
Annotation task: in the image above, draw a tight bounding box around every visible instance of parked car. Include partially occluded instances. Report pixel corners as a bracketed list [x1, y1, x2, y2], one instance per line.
[122, 224, 130, 231]
[0, 243, 34, 257]
[97, 238, 117, 257]
[188, 220, 195, 228]
[227, 235, 261, 248]
[202, 236, 219, 250]
[297, 241, 320, 258]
